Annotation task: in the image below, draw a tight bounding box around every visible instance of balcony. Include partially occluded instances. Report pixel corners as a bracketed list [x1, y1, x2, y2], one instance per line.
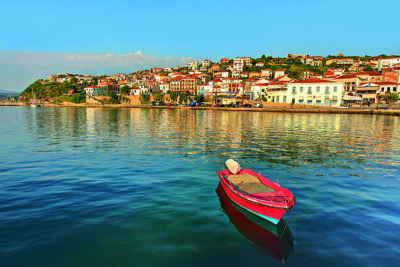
[291, 90, 297, 94]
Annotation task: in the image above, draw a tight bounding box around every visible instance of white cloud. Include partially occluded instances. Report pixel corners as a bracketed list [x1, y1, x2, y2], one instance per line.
[0, 50, 198, 91]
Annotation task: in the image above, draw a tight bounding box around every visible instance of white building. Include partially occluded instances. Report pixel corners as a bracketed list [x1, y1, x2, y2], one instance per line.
[251, 83, 269, 99]
[271, 78, 345, 107]
[84, 85, 107, 96]
[378, 57, 400, 70]
[274, 70, 285, 79]
[130, 87, 140, 95]
[232, 63, 244, 72]
[233, 57, 252, 66]
[160, 82, 170, 94]
[185, 61, 199, 70]
[261, 69, 272, 78]
[202, 59, 212, 68]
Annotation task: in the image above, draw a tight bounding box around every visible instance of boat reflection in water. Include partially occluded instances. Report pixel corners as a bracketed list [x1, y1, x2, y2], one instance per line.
[216, 183, 295, 264]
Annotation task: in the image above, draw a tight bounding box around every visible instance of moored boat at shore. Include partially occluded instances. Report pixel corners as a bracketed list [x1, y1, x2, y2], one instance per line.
[217, 160, 296, 224]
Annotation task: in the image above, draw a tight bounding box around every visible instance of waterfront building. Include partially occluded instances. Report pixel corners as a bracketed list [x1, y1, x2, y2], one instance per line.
[272, 78, 346, 107]
[160, 82, 170, 94]
[356, 83, 379, 103]
[265, 81, 289, 102]
[251, 83, 269, 99]
[221, 78, 242, 95]
[85, 85, 107, 96]
[130, 87, 141, 95]
[96, 83, 120, 95]
[170, 76, 201, 95]
[355, 82, 398, 103]
[375, 82, 398, 94]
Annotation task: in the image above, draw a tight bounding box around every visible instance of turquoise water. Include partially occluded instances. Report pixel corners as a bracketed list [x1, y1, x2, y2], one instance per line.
[1, 107, 400, 266]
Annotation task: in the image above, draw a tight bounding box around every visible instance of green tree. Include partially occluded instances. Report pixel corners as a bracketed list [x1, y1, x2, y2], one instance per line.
[108, 91, 120, 104]
[194, 94, 204, 103]
[382, 93, 399, 109]
[139, 91, 150, 104]
[287, 65, 303, 80]
[71, 94, 86, 104]
[153, 90, 163, 102]
[70, 77, 78, 84]
[363, 65, 375, 72]
[120, 85, 131, 94]
[169, 91, 178, 103]
[178, 92, 187, 104]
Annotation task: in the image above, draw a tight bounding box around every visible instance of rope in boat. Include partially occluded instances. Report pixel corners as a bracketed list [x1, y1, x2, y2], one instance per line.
[280, 205, 294, 239]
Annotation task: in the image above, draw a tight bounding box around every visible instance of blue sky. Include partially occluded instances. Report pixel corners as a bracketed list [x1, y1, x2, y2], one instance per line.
[0, 0, 399, 91]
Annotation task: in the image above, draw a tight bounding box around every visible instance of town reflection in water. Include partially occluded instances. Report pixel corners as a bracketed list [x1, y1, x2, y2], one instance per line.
[216, 183, 294, 264]
[28, 107, 400, 168]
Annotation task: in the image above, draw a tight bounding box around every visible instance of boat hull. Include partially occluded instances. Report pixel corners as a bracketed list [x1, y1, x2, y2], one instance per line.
[217, 169, 295, 224]
[219, 180, 284, 224]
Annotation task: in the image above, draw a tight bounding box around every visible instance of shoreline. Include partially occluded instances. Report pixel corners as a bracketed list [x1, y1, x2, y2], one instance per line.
[2, 102, 400, 116]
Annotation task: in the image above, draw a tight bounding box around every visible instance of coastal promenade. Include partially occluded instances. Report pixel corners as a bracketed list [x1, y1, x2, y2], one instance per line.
[2, 102, 400, 116]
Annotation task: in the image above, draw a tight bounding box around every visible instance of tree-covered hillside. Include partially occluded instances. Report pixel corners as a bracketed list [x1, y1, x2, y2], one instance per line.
[19, 79, 88, 102]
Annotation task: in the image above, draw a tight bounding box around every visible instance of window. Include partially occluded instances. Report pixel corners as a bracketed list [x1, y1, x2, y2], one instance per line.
[300, 87, 303, 92]
[325, 86, 330, 94]
[276, 96, 280, 102]
[334, 86, 337, 92]
[283, 96, 287, 103]
[307, 99, 313, 104]
[308, 87, 312, 94]
[292, 87, 296, 94]
[316, 100, 322, 105]
[316, 86, 320, 92]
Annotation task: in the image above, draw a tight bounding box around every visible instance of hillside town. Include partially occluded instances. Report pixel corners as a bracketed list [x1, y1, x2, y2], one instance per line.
[21, 54, 400, 108]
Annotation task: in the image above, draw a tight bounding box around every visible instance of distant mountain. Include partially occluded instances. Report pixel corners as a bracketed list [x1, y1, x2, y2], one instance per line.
[0, 89, 19, 94]
[0, 89, 20, 97]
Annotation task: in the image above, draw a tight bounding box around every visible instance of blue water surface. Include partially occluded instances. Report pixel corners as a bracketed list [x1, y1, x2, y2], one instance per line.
[0, 107, 399, 266]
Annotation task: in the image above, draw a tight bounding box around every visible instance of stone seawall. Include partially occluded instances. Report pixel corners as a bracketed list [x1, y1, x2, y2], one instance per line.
[3, 102, 399, 116]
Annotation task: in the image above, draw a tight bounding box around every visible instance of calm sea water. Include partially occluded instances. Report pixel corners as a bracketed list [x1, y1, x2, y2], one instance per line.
[1, 107, 399, 266]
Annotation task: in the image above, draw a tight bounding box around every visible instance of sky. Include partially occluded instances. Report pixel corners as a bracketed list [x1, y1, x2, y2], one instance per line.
[0, 0, 399, 92]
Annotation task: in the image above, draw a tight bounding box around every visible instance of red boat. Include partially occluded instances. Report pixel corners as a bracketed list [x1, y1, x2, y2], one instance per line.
[217, 167, 296, 224]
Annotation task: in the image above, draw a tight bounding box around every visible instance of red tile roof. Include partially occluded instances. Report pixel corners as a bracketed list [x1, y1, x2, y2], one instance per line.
[292, 78, 335, 84]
